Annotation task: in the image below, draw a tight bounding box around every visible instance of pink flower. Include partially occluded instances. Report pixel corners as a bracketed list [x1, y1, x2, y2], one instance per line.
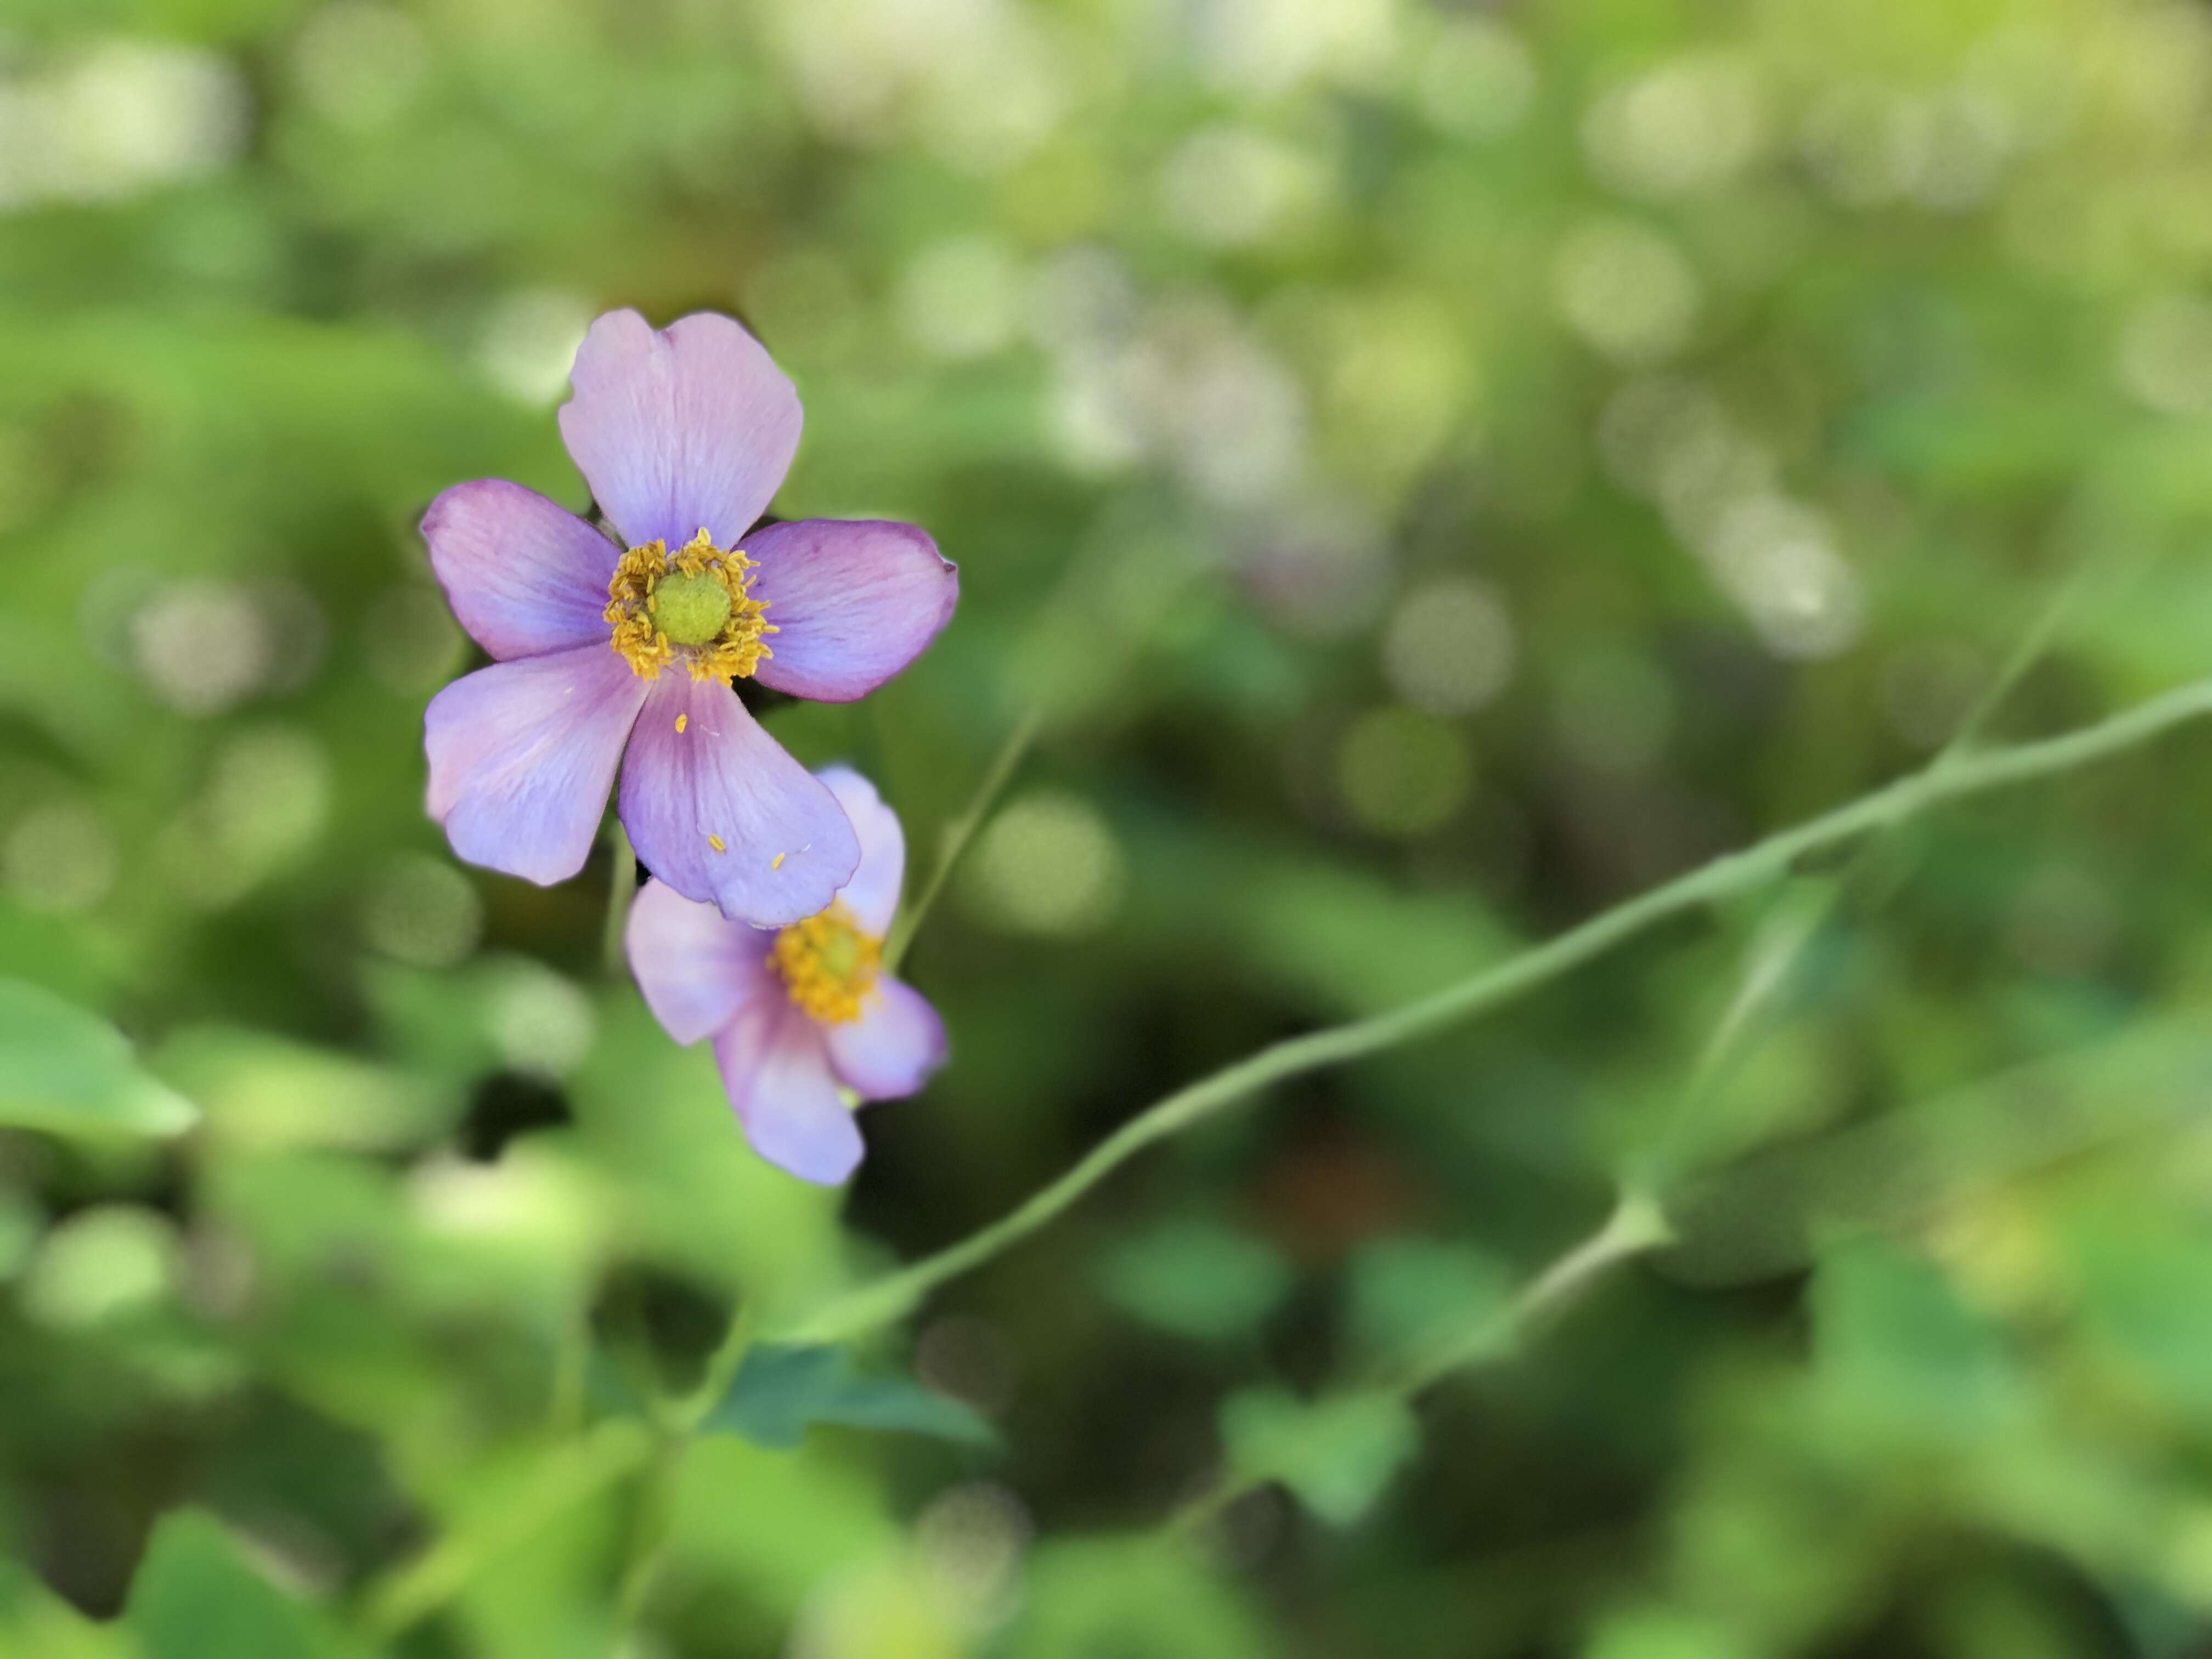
[626, 766, 947, 1183]
[422, 311, 957, 927]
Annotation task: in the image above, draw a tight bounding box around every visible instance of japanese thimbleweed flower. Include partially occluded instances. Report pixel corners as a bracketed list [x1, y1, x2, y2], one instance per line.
[627, 766, 946, 1183]
[422, 309, 958, 927]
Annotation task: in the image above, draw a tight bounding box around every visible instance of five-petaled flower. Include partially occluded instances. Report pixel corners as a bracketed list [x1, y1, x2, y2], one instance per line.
[627, 766, 947, 1184]
[421, 309, 958, 927]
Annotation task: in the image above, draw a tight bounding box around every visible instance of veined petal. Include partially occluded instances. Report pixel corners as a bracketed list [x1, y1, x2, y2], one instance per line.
[625, 877, 776, 1046]
[746, 520, 958, 703]
[425, 645, 646, 886]
[422, 480, 619, 661]
[618, 677, 860, 927]
[557, 309, 802, 551]
[714, 997, 864, 1184]
[824, 977, 947, 1101]
[816, 765, 905, 938]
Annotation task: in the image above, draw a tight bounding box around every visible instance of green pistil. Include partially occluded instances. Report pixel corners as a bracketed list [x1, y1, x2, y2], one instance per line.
[649, 571, 732, 646]
[817, 930, 862, 982]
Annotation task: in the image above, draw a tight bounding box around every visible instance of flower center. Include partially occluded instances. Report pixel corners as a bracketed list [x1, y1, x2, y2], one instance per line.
[650, 570, 731, 646]
[605, 528, 777, 682]
[769, 901, 882, 1025]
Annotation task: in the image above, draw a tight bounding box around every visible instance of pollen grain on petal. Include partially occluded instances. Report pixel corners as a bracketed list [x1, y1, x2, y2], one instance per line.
[675, 713, 687, 733]
[708, 833, 727, 853]
[772, 851, 786, 870]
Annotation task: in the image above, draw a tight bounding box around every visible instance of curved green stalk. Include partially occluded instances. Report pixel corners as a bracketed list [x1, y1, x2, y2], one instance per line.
[884, 705, 1042, 974]
[774, 672, 2212, 1346]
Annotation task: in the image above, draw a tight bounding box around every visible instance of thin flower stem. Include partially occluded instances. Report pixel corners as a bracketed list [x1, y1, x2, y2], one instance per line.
[1661, 560, 2094, 1156]
[773, 671, 2212, 1346]
[884, 705, 1042, 974]
[602, 821, 636, 981]
[359, 1423, 651, 1638]
[1169, 1192, 1673, 1536]
[1400, 1190, 1672, 1394]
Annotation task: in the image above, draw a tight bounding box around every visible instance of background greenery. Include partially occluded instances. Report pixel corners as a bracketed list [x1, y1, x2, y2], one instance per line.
[8, 0, 2212, 1653]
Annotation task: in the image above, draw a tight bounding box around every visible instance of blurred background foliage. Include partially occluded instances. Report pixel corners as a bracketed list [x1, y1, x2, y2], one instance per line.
[7, 0, 2212, 1653]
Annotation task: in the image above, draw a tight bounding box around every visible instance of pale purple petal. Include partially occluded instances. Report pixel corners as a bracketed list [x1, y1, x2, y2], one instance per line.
[824, 978, 947, 1101]
[625, 877, 777, 1046]
[617, 677, 860, 927]
[815, 766, 905, 937]
[714, 997, 864, 1184]
[746, 521, 958, 703]
[422, 480, 619, 661]
[557, 309, 802, 552]
[425, 645, 646, 885]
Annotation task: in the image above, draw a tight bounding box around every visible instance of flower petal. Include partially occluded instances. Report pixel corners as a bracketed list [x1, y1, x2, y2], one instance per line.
[625, 877, 776, 1046]
[714, 996, 864, 1184]
[824, 977, 947, 1101]
[557, 309, 802, 551]
[746, 520, 958, 703]
[815, 765, 906, 937]
[422, 479, 619, 661]
[617, 676, 860, 927]
[425, 645, 646, 885]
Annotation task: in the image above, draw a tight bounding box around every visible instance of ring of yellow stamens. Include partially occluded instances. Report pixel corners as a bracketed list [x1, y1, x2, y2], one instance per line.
[605, 528, 777, 682]
[769, 901, 882, 1025]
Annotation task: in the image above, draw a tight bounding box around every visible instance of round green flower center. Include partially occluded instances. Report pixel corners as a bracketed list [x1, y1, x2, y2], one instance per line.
[649, 571, 733, 646]
[816, 929, 863, 981]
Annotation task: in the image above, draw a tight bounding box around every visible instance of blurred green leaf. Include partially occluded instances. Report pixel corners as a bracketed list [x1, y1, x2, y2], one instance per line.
[154, 1026, 458, 1151]
[0, 1559, 127, 1659]
[0, 978, 196, 1138]
[1098, 1217, 1294, 1343]
[125, 1509, 345, 1659]
[1344, 1236, 1515, 1367]
[705, 1344, 996, 1450]
[1009, 1538, 1272, 1659]
[1810, 1237, 2022, 1440]
[2066, 1209, 2212, 1418]
[1660, 1018, 2212, 1286]
[1219, 1386, 1419, 1528]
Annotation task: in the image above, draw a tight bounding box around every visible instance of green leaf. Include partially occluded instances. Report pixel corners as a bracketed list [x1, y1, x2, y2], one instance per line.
[1344, 1238, 1514, 1367]
[0, 1559, 129, 1659]
[0, 979, 196, 1139]
[1011, 1538, 1272, 1659]
[1098, 1218, 1294, 1342]
[705, 1345, 996, 1450]
[1659, 1017, 2212, 1286]
[1810, 1238, 2022, 1439]
[1219, 1387, 1419, 1527]
[125, 1510, 342, 1659]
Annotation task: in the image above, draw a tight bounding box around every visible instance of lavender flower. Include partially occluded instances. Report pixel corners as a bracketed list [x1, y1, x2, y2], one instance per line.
[627, 766, 946, 1183]
[422, 309, 957, 927]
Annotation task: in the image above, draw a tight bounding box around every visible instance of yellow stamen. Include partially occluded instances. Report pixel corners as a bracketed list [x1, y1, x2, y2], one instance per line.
[769, 901, 882, 1025]
[708, 834, 726, 853]
[676, 714, 687, 733]
[605, 527, 778, 682]
[771, 852, 786, 870]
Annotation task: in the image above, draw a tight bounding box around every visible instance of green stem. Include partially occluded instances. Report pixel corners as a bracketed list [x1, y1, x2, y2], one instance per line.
[359, 1423, 651, 1639]
[603, 821, 636, 981]
[884, 706, 1041, 974]
[1654, 557, 2097, 1174]
[773, 672, 2212, 1346]
[1400, 1190, 1671, 1393]
[1171, 1192, 1672, 1533]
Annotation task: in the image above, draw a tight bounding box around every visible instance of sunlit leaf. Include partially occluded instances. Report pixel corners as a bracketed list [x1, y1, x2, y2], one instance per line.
[0, 979, 196, 1139]
[125, 1510, 344, 1659]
